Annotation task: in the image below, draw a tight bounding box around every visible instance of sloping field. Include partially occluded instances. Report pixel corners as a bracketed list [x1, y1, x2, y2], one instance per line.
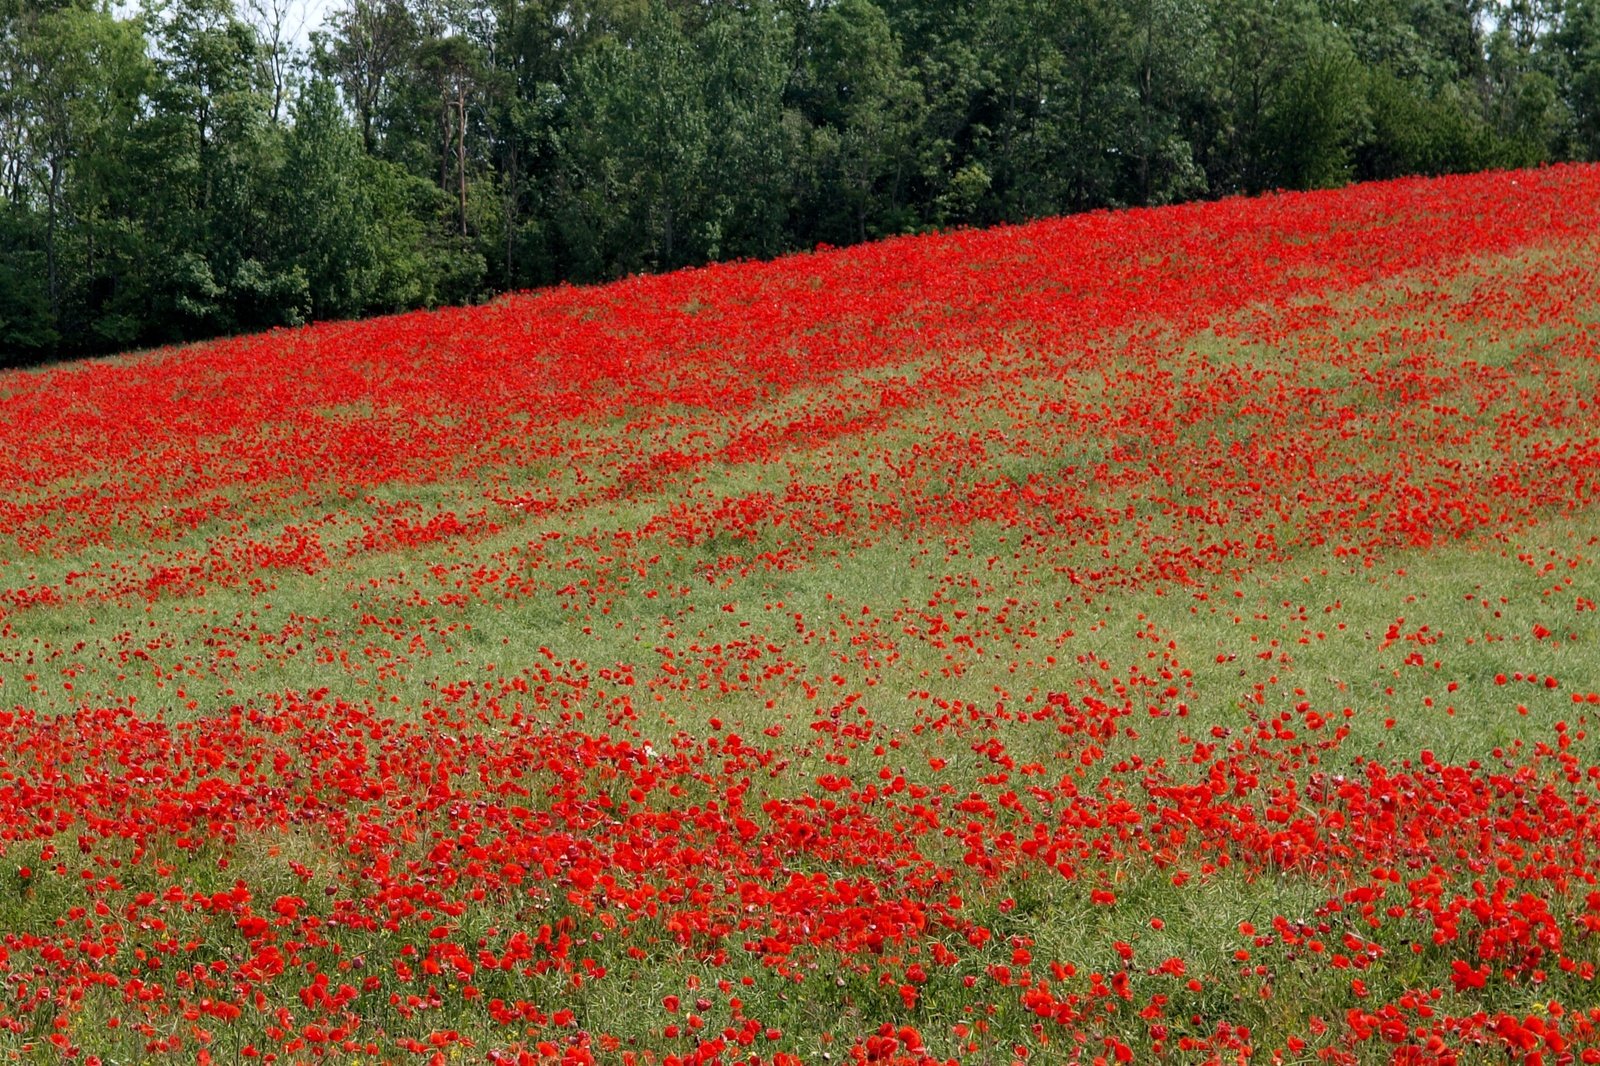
[3, 166, 1600, 1064]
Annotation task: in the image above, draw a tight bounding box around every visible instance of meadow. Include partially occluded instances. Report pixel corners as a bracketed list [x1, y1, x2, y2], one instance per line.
[2, 164, 1600, 1065]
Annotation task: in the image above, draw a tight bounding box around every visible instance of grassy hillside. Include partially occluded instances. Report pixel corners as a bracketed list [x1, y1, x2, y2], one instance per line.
[2, 166, 1600, 1064]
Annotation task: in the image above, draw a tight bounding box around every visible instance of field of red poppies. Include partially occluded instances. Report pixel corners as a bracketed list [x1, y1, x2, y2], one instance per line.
[3, 165, 1600, 1065]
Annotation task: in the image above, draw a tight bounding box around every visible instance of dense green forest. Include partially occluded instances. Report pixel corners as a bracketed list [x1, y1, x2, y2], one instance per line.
[4, 0, 1599, 364]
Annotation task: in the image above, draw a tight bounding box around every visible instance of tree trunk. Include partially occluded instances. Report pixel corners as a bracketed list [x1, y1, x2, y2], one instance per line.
[46, 154, 62, 332]
[440, 92, 451, 193]
[457, 82, 468, 236]
[504, 140, 516, 284]
[85, 204, 95, 314]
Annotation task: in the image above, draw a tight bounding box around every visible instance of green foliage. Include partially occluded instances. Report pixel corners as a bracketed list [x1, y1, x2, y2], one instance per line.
[279, 77, 365, 319]
[558, 2, 712, 273]
[0, 211, 55, 357]
[277, 77, 446, 318]
[0, 1, 150, 359]
[806, 0, 920, 241]
[1555, 0, 1600, 157]
[1263, 20, 1370, 189]
[1360, 69, 1498, 178]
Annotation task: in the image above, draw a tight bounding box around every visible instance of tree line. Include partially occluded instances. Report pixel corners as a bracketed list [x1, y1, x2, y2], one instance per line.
[5, 0, 1599, 365]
